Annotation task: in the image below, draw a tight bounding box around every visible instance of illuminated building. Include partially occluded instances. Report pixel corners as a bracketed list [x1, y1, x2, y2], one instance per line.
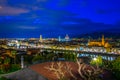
[58, 36, 61, 42]
[102, 35, 105, 46]
[57, 34, 71, 42]
[29, 38, 36, 40]
[88, 35, 111, 48]
[65, 34, 70, 41]
[39, 35, 43, 42]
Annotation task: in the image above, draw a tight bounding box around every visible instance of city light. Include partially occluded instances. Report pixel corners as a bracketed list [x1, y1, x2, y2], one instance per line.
[93, 58, 97, 61]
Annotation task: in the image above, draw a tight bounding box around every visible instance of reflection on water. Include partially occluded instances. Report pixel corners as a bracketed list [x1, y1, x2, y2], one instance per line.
[79, 53, 116, 61]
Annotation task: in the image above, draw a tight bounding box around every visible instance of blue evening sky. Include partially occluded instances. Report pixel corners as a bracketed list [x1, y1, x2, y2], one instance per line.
[0, 0, 120, 38]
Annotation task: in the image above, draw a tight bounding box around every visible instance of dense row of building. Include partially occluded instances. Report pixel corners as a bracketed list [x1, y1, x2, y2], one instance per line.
[0, 34, 120, 55]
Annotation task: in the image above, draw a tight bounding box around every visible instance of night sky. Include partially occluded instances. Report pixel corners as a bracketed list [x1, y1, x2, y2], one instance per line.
[0, 0, 120, 38]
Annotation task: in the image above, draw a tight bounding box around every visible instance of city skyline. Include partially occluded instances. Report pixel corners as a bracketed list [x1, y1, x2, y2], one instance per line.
[0, 0, 120, 38]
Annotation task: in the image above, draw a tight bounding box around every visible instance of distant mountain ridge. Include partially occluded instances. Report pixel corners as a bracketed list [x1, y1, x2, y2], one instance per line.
[102, 27, 120, 33]
[74, 30, 120, 39]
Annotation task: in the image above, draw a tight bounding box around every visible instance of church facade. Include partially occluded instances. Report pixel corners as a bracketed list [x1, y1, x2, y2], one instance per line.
[88, 35, 111, 48]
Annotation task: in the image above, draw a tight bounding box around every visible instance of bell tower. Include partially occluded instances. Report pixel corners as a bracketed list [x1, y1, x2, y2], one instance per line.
[102, 35, 105, 46]
[39, 35, 43, 42]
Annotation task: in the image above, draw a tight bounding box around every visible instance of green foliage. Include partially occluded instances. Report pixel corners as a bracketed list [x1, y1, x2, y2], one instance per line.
[102, 57, 120, 80]
[0, 77, 8, 80]
[4, 57, 10, 64]
[10, 64, 21, 72]
[3, 64, 11, 73]
[11, 50, 17, 64]
[32, 55, 44, 62]
[112, 57, 120, 71]
[46, 53, 55, 61]
[112, 57, 120, 80]
[63, 52, 77, 61]
[90, 56, 103, 67]
[0, 57, 2, 64]
[24, 55, 33, 64]
[0, 64, 20, 74]
[102, 60, 113, 70]
[11, 51, 17, 55]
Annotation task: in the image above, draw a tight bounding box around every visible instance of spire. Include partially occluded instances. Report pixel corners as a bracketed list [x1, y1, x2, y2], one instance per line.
[102, 34, 105, 46]
[58, 36, 61, 42]
[39, 35, 43, 42]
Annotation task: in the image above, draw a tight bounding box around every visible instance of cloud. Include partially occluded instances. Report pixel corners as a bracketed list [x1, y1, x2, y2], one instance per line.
[37, 0, 47, 2]
[61, 21, 79, 25]
[0, 0, 7, 5]
[18, 26, 37, 30]
[0, 6, 30, 15]
[96, 9, 120, 14]
[59, 18, 115, 34]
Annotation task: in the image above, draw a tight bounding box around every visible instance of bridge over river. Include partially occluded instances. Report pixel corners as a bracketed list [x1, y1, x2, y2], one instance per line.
[35, 48, 120, 61]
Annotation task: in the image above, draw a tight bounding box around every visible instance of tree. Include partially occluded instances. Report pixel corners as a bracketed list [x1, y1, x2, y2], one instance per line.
[3, 57, 11, 72]
[0, 57, 3, 72]
[112, 57, 120, 71]
[72, 53, 77, 61]
[63, 52, 77, 61]
[46, 53, 55, 61]
[77, 59, 102, 80]
[112, 57, 120, 80]
[102, 59, 113, 70]
[11, 50, 17, 64]
[0, 76, 8, 80]
[45, 62, 77, 80]
[90, 56, 103, 69]
[32, 55, 44, 63]
[4, 57, 10, 64]
[0, 57, 2, 64]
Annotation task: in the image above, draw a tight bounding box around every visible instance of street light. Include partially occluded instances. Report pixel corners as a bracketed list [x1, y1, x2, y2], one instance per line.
[93, 58, 97, 61]
[92, 57, 100, 69]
